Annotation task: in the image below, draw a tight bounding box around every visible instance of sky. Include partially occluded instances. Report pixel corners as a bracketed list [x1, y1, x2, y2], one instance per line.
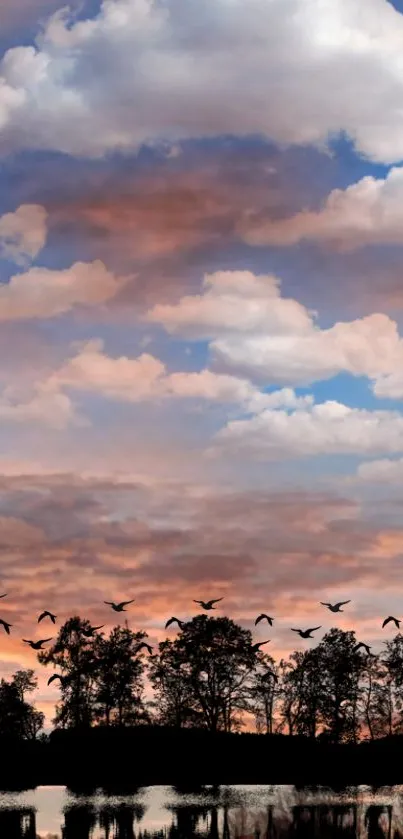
[3, 0, 403, 724]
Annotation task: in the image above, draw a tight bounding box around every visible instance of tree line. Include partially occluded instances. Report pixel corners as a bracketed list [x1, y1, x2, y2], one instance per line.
[5, 614, 403, 742]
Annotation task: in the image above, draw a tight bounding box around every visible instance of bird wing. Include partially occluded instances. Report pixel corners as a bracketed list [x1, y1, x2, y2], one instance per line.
[255, 615, 264, 625]
[22, 639, 31, 644]
[193, 600, 202, 605]
[308, 627, 321, 632]
[336, 601, 351, 607]
[211, 598, 223, 604]
[290, 628, 300, 633]
[120, 600, 134, 607]
[93, 625, 104, 631]
[38, 612, 46, 622]
[320, 603, 330, 607]
[40, 638, 53, 643]
[104, 601, 114, 606]
[47, 674, 59, 685]
[0, 594, 7, 598]
[382, 617, 392, 627]
[165, 618, 175, 628]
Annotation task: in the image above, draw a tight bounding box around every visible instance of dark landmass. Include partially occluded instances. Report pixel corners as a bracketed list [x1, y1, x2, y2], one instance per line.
[3, 728, 403, 790]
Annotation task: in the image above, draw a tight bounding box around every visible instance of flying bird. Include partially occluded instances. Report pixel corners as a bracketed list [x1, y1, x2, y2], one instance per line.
[255, 614, 274, 626]
[165, 617, 185, 630]
[261, 669, 278, 683]
[0, 619, 12, 635]
[353, 642, 372, 655]
[291, 627, 322, 639]
[382, 616, 401, 629]
[104, 600, 134, 612]
[82, 625, 104, 637]
[193, 598, 223, 610]
[23, 638, 53, 650]
[251, 640, 271, 652]
[136, 642, 153, 655]
[320, 601, 351, 613]
[38, 611, 57, 624]
[47, 673, 69, 687]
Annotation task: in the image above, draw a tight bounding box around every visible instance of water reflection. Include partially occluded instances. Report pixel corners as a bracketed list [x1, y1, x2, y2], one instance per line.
[2, 786, 403, 838]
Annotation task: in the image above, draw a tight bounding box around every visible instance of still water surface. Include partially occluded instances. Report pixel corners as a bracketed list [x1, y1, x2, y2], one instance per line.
[1, 784, 403, 838]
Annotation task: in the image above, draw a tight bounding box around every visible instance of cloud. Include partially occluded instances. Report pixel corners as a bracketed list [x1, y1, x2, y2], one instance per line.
[46, 338, 313, 412]
[0, 259, 127, 320]
[356, 457, 403, 483]
[2, 0, 403, 162]
[147, 269, 403, 387]
[239, 166, 403, 252]
[212, 400, 403, 460]
[0, 204, 47, 265]
[0, 383, 77, 429]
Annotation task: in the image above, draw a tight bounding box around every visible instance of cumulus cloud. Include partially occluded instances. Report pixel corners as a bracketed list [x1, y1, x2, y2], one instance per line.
[213, 400, 403, 460]
[0, 259, 126, 320]
[2, 0, 403, 162]
[47, 338, 313, 412]
[147, 269, 403, 387]
[240, 167, 403, 251]
[0, 382, 77, 429]
[0, 204, 47, 265]
[356, 458, 403, 483]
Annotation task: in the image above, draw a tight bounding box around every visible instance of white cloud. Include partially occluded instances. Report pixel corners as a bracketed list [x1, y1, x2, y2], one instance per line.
[48, 338, 312, 410]
[0, 383, 77, 429]
[213, 401, 403, 460]
[240, 167, 403, 251]
[2, 0, 403, 162]
[0, 204, 47, 265]
[147, 269, 403, 387]
[0, 259, 126, 320]
[356, 457, 403, 483]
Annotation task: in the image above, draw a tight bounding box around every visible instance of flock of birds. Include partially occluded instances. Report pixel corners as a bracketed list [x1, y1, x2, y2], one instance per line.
[0, 594, 399, 688]
[165, 598, 403, 657]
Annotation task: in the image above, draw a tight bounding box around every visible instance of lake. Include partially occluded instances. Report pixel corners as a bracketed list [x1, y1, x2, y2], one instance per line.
[1, 784, 403, 837]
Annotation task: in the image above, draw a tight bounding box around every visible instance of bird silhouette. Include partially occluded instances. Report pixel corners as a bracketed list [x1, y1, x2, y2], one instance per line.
[0, 594, 7, 599]
[104, 600, 134, 612]
[261, 668, 278, 683]
[255, 614, 274, 626]
[353, 642, 372, 655]
[165, 617, 185, 629]
[0, 619, 12, 635]
[382, 616, 401, 629]
[193, 598, 223, 610]
[320, 600, 351, 613]
[23, 638, 52, 650]
[82, 624, 104, 637]
[38, 611, 57, 624]
[47, 673, 69, 687]
[291, 627, 321, 639]
[251, 640, 271, 652]
[136, 642, 153, 654]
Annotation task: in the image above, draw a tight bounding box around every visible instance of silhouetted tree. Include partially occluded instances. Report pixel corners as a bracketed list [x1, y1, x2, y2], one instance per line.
[38, 617, 98, 728]
[248, 654, 279, 734]
[0, 670, 44, 739]
[279, 648, 325, 737]
[379, 634, 403, 734]
[315, 628, 361, 743]
[93, 626, 150, 726]
[149, 615, 258, 732]
[148, 638, 202, 728]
